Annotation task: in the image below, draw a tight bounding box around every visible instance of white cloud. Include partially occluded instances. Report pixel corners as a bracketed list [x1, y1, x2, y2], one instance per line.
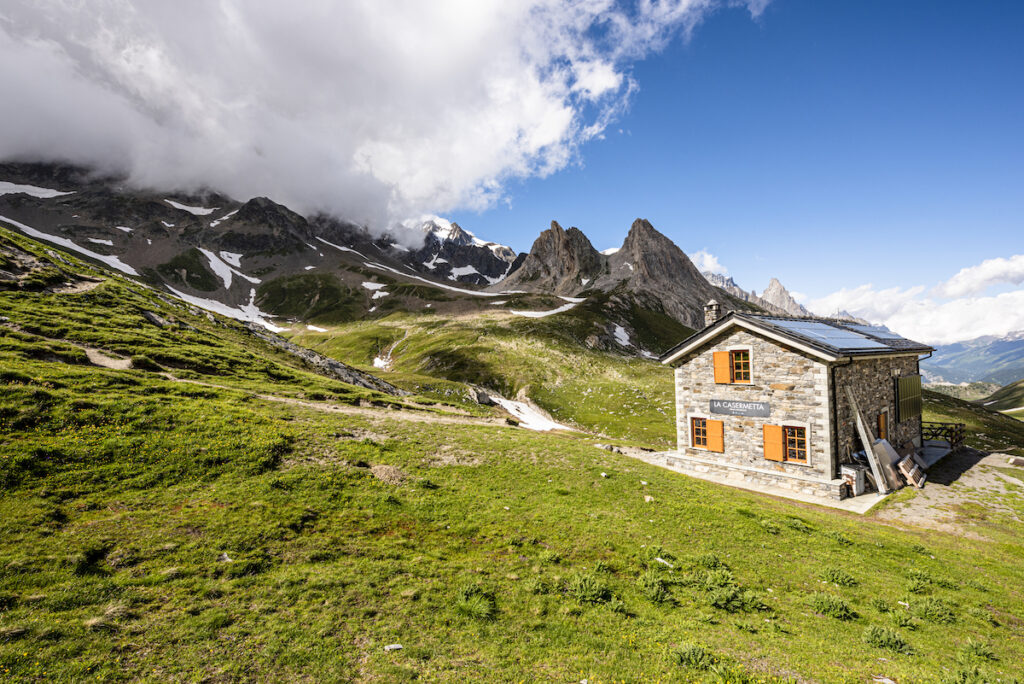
[935, 254, 1024, 298]
[691, 249, 727, 275]
[0, 0, 766, 232]
[807, 282, 1024, 346]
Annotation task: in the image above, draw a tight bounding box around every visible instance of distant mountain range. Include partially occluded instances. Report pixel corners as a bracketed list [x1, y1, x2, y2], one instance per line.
[0, 160, 932, 362]
[702, 272, 808, 317]
[923, 330, 1024, 386]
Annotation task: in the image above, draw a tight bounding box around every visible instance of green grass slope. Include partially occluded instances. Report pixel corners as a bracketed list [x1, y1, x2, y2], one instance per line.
[3, 226, 1024, 682]
[924, 389, 1024, 456]
[288, 310, 685, 447]
[982, 378, 1024, 419]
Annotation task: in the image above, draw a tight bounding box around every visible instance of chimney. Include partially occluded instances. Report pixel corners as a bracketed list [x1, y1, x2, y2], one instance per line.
[703, 299, 721, 328]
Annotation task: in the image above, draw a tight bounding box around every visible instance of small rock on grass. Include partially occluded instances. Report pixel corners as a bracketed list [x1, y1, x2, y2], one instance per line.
[384, 644, 403, 652]
[371, 465, 407, 485]
[644, 495, 654, 503]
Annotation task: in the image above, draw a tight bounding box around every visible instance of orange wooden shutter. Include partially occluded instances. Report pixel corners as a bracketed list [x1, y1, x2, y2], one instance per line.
[763, 424, 784, 462]
[713, 351, 730, 383]
[707, 420, 724, 452]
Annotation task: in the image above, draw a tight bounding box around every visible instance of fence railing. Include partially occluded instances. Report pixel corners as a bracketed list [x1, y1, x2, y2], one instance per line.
[922, 421, 966, 450]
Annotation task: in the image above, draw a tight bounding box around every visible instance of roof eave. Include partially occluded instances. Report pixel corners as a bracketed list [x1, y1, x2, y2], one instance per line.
[661, 314, 843, 365]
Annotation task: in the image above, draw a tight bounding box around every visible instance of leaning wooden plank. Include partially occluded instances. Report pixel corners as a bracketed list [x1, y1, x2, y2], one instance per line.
[845, 387, 889, 494]
[873, 441, 905, 489]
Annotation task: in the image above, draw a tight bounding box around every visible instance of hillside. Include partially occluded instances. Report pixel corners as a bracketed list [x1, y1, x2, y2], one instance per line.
[982, 378, 1024, 420]
[3, 226, 1024, 682]
[922, 330, 1024, 385]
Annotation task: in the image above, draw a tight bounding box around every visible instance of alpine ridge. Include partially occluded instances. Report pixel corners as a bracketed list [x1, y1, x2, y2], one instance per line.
[494, 218, 744, 330]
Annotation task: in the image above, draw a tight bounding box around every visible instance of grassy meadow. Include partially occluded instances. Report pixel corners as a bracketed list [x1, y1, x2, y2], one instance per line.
[3, 224, 1024, 682]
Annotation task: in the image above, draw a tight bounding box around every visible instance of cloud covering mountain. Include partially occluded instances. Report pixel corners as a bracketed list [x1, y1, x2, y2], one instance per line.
[0, 0, 765, 231]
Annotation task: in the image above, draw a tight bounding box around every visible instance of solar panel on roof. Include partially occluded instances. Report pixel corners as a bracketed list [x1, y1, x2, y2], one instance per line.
[763, 319, 888, 350]
[845, 324, 903, 340]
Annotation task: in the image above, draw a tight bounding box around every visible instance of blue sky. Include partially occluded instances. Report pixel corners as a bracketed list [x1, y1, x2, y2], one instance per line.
[451, 0, 1024, 320]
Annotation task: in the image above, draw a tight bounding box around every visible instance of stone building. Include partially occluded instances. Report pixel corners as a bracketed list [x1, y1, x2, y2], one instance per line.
[659, 303, 933, 500]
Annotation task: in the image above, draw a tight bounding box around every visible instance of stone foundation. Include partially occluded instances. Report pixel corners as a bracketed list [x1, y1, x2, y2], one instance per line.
[664, 450, 845, 500]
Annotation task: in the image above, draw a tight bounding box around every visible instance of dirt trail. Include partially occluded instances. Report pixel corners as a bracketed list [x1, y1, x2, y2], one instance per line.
[873, 449, 1024, 538]
[82, 347, 132, 370]
[52, 279, 103, 294]
[158, 372, 517, 428]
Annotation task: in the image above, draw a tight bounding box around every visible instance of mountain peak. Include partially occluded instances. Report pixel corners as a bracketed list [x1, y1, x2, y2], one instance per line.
[759, 277, 810, 317]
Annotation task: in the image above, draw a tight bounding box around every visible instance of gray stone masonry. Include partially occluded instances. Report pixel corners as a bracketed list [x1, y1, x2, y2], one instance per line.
[669, 327, 922, 500]
[674, 328, 833, 483]
[832, 355, 921, 462]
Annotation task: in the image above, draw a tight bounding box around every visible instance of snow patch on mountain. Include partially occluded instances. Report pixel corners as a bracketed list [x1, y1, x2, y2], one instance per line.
[510, 300, 582, 318]
[165, 199, 217, 216]
[0, 181, 75, 198]
[219, 251, 243, 267]
[209, 209, 238, 228]
[0, 214, 138, 275]
[490, 396, 573, 432]
[198, 248, 261, 289]
[167, 286, 283, 332]
[613, 325, 631, 346]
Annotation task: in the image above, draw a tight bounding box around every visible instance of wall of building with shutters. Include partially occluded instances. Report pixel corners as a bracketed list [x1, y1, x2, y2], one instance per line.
[672, 328, 833, 483]
[832, 355, 921, 461]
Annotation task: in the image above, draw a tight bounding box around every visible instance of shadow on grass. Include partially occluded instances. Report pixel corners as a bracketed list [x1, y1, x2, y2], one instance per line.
[925, 447, 989, 487]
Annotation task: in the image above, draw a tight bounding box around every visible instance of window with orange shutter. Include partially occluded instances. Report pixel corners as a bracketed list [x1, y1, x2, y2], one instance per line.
[730, 350, 751, 383]
[784, 426, 807, 463]
[713, 349, 751, 384]
[691, 417, 708, 447]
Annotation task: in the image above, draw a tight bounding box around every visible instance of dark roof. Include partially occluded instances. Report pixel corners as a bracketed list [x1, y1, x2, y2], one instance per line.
[660, 312, 934, 364]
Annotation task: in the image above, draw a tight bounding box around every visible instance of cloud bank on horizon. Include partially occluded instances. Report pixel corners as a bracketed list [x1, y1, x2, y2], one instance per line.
[804, 254, 1024, 346]
[697, 249, 1024, 345]
[0, 0, 765, 230]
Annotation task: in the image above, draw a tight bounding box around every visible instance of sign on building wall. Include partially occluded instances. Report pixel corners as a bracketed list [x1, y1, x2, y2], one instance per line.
[710, 399, 770, 418]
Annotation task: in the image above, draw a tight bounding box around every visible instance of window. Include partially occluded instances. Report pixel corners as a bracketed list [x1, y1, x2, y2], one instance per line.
[764, 424, 809, 464]
[784, 426, 807, 462]
[730, 350, 751, 383]
[895, 375, 922, 422]
[713, 349, 751, 384]
[877, 411, 888, 441]
[690, 416, 724, 452]
[691, 417, 708, 447]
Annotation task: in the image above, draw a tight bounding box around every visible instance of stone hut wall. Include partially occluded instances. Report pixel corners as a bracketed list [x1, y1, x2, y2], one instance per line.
[832, 355, 921, 462]
[673, 328, 833, 483]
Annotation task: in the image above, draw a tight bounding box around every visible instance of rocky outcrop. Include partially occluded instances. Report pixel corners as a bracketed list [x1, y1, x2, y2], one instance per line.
[403, 218, 520, 286]
[243, 322, 407, 396]
[210, 197, 313, 254]
[703, 272, 792, 317]
[602, 219, 727, 329]
[494, 217, 732, 330]
[496, 220, 606, 295]
[758, 277, 811, 317]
